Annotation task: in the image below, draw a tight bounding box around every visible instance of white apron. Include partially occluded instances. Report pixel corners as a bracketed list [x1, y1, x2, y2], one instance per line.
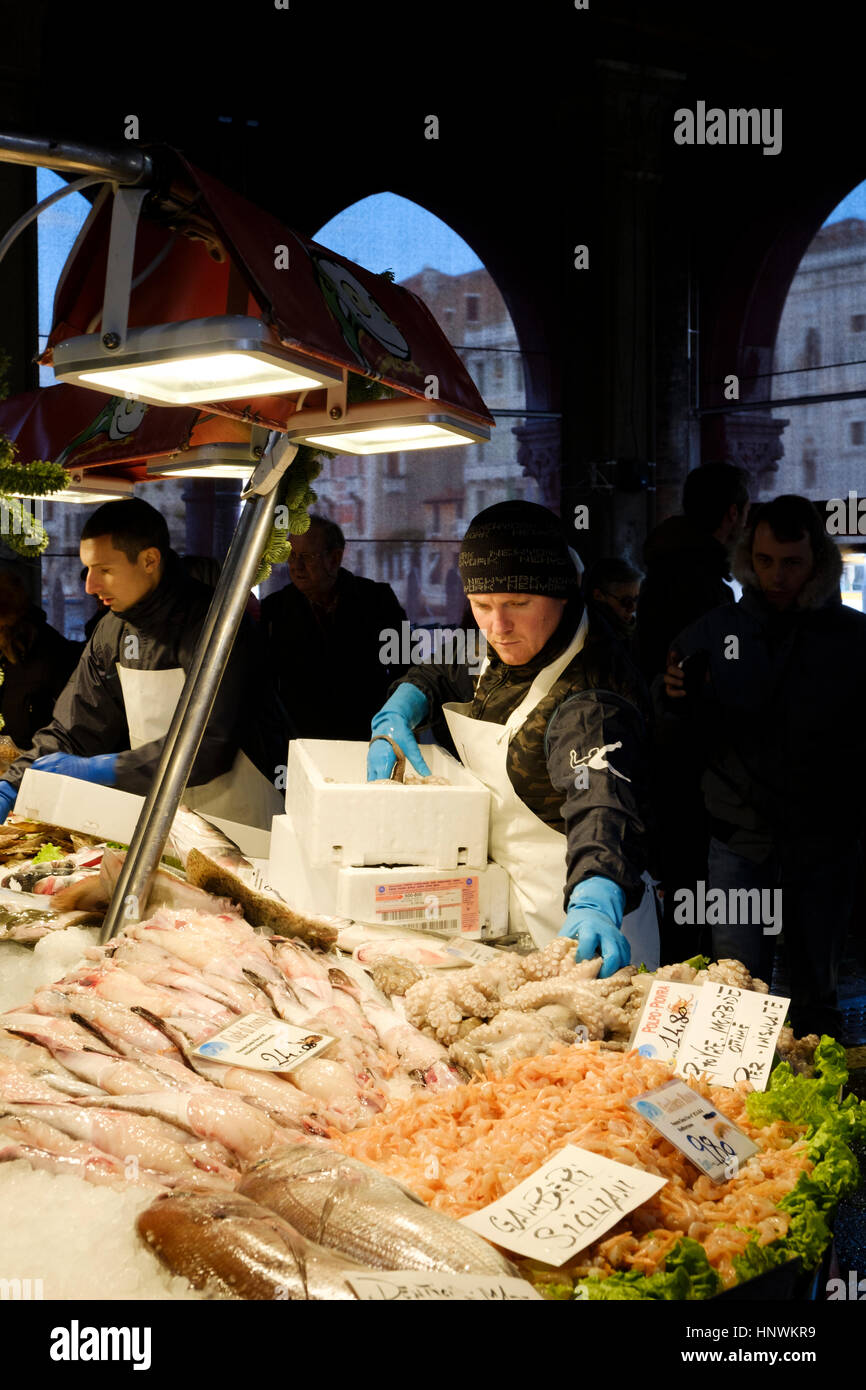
[443, 614, 659, 965]
[117, 666, 283, 831]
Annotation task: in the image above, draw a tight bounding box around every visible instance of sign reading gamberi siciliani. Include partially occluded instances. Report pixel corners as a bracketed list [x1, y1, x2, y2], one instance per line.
[459, 1144, 666, 1265]
[675, 983, 789, 1091]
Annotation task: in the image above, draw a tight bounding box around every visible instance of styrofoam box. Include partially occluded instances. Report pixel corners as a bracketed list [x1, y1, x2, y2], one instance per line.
[285, 739, 489, 869]
[15, 768, 271, 860]
[268, 812, 508, 939]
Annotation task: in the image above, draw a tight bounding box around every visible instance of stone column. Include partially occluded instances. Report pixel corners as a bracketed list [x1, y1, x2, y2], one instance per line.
[702, 411, 789, 500]
[513, 419, 561, 513]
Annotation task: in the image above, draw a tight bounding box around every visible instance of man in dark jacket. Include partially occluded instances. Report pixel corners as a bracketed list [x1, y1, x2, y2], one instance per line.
[637, 461, 750, 682]
[261, 514, 408, 741]
[660, 494, 866, 1036]
[365, 501, 655, 975]
[0, 498, 286, 830]
[638, 461, 750, 963]
[0, 571, 81, 749]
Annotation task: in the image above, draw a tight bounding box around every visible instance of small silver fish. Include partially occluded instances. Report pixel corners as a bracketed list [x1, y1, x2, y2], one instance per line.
[239, 1144, 522, 1277]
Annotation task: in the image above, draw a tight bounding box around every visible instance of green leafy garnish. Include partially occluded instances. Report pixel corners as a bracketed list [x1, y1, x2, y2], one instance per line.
[685, 954, 711, 971]
[575, 1239, 723, 1301]
[32, 843, 64, 864]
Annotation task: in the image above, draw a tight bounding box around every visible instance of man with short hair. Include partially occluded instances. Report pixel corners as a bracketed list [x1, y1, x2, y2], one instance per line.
[661, 495, 866, 1035]
[585, 557, 643, 648]
[260, 513, 408, 741]
[0, 498, 286, 829]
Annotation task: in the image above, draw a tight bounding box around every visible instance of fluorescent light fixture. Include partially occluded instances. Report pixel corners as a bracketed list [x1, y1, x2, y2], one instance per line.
[146, 444, 256, 481]
[13, 474, 134, 505]
[288, 408, 490, 456]
[53, 316, 344, 406]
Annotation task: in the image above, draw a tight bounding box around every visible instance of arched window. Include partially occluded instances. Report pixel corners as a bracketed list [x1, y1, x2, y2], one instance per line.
[305, 192, 541, 626]
[771, 182, 866, 502]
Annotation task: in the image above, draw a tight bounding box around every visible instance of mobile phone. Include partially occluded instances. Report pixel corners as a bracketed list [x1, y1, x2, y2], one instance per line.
[679, 648, 711, 695]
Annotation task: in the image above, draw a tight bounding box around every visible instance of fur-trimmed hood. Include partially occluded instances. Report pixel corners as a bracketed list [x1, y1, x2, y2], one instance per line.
[732, 526, 842, 610]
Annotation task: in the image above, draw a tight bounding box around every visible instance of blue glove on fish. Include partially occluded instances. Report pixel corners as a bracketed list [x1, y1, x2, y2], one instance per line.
[367, 684, 432, 781]
[30, 752, 120, 787]
[558, 875, 630, 978]
[0, 781, 17, 825]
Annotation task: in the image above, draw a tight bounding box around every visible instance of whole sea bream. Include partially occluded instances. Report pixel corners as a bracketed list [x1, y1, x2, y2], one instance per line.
[239, 1144, 521, 1277]
[137, 1190, 373, 1299]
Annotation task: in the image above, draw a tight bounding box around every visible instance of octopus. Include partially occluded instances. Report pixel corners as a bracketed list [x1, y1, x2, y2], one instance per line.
[499, 979, 631, 1040]
[449, 1009, 574, 1076]
[370, 956, 425, 998]
[692, 959, 769, 993]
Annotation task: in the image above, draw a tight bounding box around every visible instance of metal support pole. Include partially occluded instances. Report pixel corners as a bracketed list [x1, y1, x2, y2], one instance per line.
[98, 480, 278, 943]
[0, 131, 152, 185]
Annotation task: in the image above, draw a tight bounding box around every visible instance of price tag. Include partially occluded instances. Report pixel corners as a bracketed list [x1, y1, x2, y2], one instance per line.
[193, 1013, 334, 1072]
[346, 1272, 542, 1301]
[675, 983, 789, 1090]
[443, 936, 501, 965]
[630, 979, 702, 1059]
[628, 1078, 758, 1183]
[459, 1143, 666, 1266]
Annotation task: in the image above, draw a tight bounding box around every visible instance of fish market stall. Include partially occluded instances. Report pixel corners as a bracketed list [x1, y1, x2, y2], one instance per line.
[0, 791, 861, 1302]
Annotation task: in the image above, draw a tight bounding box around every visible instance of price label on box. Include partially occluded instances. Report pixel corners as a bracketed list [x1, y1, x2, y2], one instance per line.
[193, 1013, 333, 1072]
[373, 876, 479, 935]
[629, 1078, 758, 1183]
[460, 1143, 666, 1266]
[675, 983, 789, 1091]
[346, 1272, 542, 1301]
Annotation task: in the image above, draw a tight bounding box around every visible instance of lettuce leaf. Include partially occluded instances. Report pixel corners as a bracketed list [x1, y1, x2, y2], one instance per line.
[31, 843, 64, 864]
[574, 1239, 723, 1301]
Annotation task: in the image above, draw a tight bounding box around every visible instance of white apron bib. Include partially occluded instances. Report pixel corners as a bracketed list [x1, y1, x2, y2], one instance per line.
[443, 614, 659, 964]
[117, 665, 283, 832]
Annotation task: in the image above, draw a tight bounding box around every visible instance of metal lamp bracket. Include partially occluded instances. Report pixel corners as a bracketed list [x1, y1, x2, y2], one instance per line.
[241, 428, 298, 499]
[325, 369, 348, 422]
[101, 186, 150, 350]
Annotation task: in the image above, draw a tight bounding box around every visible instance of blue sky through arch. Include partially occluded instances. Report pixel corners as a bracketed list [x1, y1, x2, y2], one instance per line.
[314, 192, 484, 282]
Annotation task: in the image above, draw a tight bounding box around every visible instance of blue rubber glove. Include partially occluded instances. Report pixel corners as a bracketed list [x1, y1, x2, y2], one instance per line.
[0, 781, 17, 825]
[367, 684, 432, 781]
[558, 875, 630, 978]
[30, 752, 120, 787]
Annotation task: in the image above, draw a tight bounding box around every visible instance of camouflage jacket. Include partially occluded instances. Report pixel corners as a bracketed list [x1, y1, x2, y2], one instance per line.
[398, 605, 651, 914]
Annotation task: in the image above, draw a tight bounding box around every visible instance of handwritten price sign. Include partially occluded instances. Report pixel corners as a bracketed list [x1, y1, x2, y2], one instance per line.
[675, 984, 789, 1090]
[193, 1013, 334, 1072]
[630, 979, 702, 1059]
[347, 1272, 542, 1301]
[460, 1144, 666, 1265]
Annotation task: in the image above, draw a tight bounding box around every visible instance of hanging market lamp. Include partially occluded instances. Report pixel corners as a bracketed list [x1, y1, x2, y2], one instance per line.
[53, 315, 344, 407]
[286, 372, 490, 455]
[13, 471, 134, 504]
[146, 442, 257, 480]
